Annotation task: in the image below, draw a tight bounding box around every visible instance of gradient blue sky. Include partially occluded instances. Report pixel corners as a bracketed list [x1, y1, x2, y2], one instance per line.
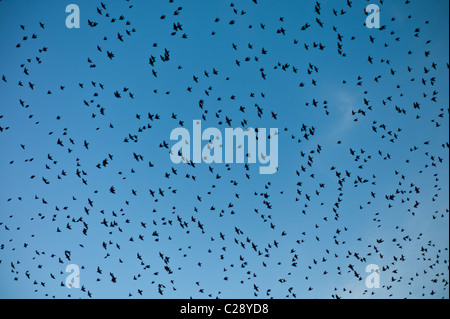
[0, 0, 448, 299]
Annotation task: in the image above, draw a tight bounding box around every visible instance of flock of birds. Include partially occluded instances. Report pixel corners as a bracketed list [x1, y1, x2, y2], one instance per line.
[0, 0, 448, 299]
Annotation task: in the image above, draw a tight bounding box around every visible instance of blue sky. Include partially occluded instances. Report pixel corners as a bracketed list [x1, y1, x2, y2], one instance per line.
[0, 0, 448, 299]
